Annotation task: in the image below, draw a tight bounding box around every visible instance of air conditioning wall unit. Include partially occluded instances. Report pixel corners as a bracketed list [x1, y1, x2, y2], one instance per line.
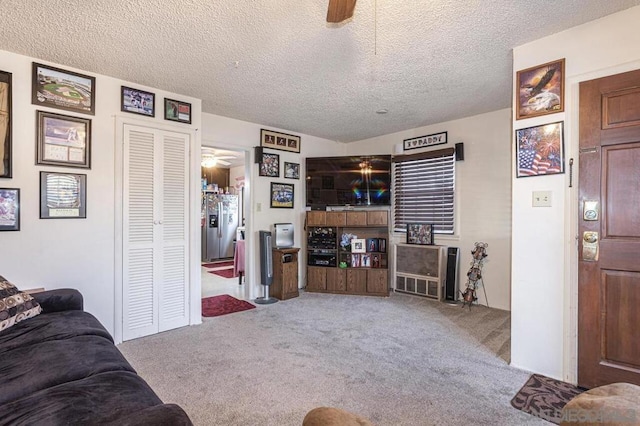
[394, 243, 446, 300]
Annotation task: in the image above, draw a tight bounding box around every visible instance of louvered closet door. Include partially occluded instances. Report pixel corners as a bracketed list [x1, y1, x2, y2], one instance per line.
[122, 125, 190, 341]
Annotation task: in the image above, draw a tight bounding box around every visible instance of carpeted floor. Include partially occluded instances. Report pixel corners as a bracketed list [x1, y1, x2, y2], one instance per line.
[511, 374, 585, 424]
[202, 294, 255, 317]
[118, 292, 547, 426]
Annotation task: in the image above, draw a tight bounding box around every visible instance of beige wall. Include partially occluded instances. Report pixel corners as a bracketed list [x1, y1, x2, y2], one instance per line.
[511, 5, 640, 381]
[346, 109, 513, 311]
[0, 49, 202, 336]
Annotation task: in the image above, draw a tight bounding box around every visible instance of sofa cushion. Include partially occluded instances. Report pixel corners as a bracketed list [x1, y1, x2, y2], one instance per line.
[0, 276, 42, 332]
[0, 371, 167, 425]
[0, 335, 136, 405]
[0, 309, 113, 355]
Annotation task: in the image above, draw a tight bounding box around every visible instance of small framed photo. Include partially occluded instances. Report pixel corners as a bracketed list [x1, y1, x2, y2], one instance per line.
[121, 86, 155, 117]
[516, 121, 564, 178]
[516, 58, 565, 120]
[0, 70, 12, 178]
[284, 162, 300, 179]
[351, 238, 366, 253]
[32, 62, 95, 115]
[37, 111, 91, 169]
[164, 98, 191, 124]
[260, 129, 301, 153]
[0, 188, 20, 231]
[259, 153, 279, 177]
[270, 182, 294, 209]
[406, 223, 434, 245]
[40, 171, 87, 219]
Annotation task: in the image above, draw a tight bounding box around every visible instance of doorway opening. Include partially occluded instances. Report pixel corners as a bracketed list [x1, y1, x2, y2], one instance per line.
[200, 145, 249, 302]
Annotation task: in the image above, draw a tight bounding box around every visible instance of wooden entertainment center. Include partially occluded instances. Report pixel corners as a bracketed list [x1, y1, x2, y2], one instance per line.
[305, 210, 389, 297]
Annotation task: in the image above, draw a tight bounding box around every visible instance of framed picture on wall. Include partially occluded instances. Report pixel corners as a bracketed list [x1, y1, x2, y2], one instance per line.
[0, 70, 12, 178]
[259, 153, 279, 177]
[270, 182, 294, 208]
[0, 188, 19, 231]
[164, 98, 191, 124]
[516, 58, 565, 120]
[284, 162, 299, 179]
[36, 111, 91, 169]
[40, 171, 87, 219]
[516, 121, 564, 178]
[260, 129, 301, 153]
[121, 86, 155, 117]
[32, 63, 96, 115]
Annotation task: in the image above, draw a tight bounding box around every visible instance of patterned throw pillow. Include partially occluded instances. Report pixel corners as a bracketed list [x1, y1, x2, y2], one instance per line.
[0, 276, 42, 332]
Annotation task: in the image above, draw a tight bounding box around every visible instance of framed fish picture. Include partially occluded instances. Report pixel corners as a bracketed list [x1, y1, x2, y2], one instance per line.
[516, 59, 565, 120]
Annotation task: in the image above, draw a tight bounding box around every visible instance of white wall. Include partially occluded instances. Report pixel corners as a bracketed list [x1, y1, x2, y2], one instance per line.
[200, 113, 343, 298]
[511, 5, 640, 381]
[0, 49, 201, 336]
[346, 109, 513, 311]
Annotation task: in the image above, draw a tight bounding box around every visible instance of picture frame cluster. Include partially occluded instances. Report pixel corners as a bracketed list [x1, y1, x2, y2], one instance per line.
[514, 58, 566, 179]
[0, 61, 198, 230]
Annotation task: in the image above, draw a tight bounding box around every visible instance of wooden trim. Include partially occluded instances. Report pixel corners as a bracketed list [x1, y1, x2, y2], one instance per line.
[392, 147, 455, 163]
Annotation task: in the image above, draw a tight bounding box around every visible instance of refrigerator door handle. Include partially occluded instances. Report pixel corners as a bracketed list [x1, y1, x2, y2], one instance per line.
[218, 201, 223, 238]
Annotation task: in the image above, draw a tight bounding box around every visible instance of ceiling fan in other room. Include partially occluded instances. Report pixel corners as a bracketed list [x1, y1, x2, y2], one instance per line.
[327, 0, 357, 23]
[201, 148, 239, 168]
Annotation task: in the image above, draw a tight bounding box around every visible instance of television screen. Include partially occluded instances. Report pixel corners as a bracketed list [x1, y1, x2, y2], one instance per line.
[305, 155, 392, 207]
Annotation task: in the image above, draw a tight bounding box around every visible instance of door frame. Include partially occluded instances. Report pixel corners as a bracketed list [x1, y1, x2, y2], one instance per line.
[200, 141, 253, 302]
[114, 115, 200, 344]
[564, 59, 640, 383]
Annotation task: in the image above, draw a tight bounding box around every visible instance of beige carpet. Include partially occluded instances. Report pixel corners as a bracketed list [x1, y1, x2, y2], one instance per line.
[118, 292, 546, 425]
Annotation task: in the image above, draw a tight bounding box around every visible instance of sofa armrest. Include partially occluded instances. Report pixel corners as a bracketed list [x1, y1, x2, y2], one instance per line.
[32, 289, 83, 313]
[116, 404, 193, 425]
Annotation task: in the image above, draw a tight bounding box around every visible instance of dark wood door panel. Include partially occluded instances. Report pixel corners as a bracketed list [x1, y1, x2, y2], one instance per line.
[602, 87, 640, 129]
[602, 270, 640, 367]
[598, 240, 640, 271]
[602, 143, 640, 238]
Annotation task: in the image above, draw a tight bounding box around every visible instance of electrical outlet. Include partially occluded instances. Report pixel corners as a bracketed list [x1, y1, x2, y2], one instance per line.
[256, 202, 261, 212]
[532, 191, 552, 207]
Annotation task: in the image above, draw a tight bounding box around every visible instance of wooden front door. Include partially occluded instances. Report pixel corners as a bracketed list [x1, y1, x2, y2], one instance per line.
[578, 69, 640, 388]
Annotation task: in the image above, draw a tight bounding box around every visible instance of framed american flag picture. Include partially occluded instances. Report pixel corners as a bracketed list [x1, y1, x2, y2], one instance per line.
[516, 121, 564, 178]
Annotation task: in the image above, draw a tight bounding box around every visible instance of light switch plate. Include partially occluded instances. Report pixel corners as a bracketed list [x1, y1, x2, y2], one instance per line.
[532, 191, 552, 207]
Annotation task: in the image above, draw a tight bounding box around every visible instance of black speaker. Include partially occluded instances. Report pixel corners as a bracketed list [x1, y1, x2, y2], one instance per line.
[254, 146, 263, 163]
[445, 247, 460, 301]
[455, 142, 464, 161]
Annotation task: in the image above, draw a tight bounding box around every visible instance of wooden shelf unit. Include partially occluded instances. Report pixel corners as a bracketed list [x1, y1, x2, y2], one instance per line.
[306, 210, 389, 297]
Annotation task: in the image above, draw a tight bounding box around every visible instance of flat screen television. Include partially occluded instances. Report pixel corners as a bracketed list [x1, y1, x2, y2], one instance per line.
[305, 155, 392, 208]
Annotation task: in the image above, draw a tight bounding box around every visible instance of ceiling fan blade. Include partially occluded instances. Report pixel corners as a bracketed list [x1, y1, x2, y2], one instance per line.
[217, 159, 232, 166]
[327, 0, 357, 23]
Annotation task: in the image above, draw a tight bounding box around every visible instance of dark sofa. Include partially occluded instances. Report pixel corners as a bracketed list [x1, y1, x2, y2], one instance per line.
[0, 289, 192, 425]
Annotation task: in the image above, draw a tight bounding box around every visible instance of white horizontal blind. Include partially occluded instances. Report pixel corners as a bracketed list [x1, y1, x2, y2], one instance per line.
[393, 149, 455, 234]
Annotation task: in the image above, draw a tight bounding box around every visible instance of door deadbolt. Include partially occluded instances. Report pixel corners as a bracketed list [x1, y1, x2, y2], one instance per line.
[583, 200, 599, 221]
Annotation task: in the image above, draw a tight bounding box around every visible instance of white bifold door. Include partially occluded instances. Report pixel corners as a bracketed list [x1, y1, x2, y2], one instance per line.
[122, 124, 190, 341]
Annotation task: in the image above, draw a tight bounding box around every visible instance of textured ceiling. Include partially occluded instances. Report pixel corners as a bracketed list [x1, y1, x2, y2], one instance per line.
[1, 1, 639, 142]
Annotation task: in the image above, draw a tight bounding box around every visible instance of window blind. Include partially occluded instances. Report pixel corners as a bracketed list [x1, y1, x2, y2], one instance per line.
[393, 148, 455, 234]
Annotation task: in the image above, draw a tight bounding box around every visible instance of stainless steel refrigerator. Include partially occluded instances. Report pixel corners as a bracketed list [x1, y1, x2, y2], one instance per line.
[201, 192, 239, 261]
